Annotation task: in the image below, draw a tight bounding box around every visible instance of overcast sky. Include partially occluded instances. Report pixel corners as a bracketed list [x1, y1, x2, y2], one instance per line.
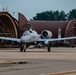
[0, 0, 76, 20]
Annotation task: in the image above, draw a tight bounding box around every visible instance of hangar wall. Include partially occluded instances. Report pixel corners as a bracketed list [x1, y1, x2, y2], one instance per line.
[29, 21, 69, 38]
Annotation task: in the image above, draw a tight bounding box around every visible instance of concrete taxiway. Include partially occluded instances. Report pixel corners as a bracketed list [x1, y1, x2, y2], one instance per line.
[0, 48, 76, 75]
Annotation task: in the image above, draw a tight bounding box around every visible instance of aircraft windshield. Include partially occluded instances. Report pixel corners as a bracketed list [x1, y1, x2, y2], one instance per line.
[23, 31, 30, 36]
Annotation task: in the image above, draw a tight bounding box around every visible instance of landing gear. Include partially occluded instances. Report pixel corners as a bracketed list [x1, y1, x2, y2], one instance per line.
[47, 43, 51, 52]
[24, 48, 26, 52]
[20, 45, 26, 52]
[20, 42, 26, 52]
[20, 45, 23, 52]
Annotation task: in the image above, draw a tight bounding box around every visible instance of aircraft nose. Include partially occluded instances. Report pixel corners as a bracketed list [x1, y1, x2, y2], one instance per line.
[20, 36, 30, 43]
[21, 36, 25, 42]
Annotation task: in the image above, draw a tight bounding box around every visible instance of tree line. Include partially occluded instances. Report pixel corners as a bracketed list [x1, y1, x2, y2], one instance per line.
[33, 9, 76, 21]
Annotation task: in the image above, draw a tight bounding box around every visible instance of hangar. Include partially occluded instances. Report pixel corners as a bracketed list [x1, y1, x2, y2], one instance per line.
[0, 12, 18, 38]
[0, 12, 19, 47]
[19, 13, 76, 44]
[0, 12, 76, 47]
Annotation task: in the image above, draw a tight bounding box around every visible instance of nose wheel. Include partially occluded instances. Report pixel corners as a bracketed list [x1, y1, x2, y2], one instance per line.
[47, 43, 51, 52]
[47, 46, 51, 52]
[20, 42, 26, 52]
[20, 45, 26, 52]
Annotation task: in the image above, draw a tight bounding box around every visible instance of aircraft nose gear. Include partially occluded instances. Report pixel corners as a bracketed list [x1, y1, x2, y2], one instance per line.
[47, 43, 51, 52]
[20, 42, 26, 52]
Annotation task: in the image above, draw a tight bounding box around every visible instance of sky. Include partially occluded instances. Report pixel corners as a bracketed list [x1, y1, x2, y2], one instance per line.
[0, 0, 76, 20]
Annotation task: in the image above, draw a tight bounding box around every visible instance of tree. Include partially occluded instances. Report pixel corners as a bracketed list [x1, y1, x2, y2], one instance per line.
[33, 11, 52, 20]
[59, 11, 67, 20]
[33, 10, 67, 21]
[68, 9, 76, 20]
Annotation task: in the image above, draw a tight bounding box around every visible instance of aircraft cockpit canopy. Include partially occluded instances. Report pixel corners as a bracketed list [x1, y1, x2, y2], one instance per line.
[23, 31, 30, 36]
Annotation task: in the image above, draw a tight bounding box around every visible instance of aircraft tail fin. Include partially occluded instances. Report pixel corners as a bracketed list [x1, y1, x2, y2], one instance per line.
[18, 13, 34, 31]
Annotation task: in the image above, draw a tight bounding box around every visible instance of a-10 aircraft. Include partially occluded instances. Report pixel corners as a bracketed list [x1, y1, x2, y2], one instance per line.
[0, 25, 76, 52]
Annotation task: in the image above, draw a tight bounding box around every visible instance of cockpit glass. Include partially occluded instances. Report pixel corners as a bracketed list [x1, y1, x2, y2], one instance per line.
[29, 31, 32, 33]
[23, 31, 30, 36]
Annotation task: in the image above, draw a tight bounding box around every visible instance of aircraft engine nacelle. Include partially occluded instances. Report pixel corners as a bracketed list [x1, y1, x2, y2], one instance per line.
[41, 30, 52, 38]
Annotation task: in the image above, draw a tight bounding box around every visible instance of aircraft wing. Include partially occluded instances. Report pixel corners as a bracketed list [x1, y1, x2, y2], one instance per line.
[0, 37, 20, 42]
[37, 36, 76, 44]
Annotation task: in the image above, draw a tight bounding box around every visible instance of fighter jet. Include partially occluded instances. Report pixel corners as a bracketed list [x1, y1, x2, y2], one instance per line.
[0, 26, 76, 52]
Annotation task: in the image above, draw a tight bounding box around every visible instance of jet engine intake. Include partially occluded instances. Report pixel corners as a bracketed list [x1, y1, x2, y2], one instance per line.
[41, 30, 52, 38]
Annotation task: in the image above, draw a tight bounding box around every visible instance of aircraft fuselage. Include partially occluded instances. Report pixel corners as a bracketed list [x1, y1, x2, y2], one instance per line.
[20, 30, 40, 43]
